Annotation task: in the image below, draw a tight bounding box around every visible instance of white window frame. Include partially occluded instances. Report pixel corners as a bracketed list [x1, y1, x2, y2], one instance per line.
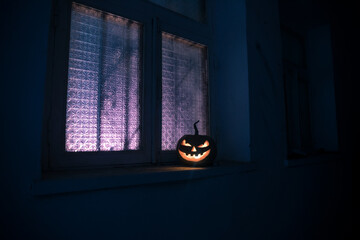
[42, 0, 215, 171]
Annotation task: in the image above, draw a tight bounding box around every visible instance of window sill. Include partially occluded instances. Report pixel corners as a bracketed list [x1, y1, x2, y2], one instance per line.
[32, 161, 256, 196]
[284, 152, 340, 167]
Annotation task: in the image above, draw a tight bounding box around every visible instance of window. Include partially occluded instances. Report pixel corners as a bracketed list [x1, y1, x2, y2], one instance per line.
[161, 32, 209, 151]
[66, 3, 142, 152]
[42, 0, 213, 170]
[281, 26, 338, 159]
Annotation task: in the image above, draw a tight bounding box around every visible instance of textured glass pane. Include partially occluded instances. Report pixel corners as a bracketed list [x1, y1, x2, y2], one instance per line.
[161, 32, 208, 150]
[148, 0, 206, 22]
[65, 3, 142, 152]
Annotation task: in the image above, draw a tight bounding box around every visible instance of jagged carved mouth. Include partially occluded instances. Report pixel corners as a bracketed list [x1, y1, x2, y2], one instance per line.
[178, 149, 211, 162]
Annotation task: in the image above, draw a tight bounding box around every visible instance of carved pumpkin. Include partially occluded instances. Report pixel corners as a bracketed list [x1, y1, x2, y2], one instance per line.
[176, 121, 216, 166]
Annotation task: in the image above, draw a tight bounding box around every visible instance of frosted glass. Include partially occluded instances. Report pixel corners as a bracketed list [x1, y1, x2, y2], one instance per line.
[65, 3, 142, 152]
[161, 32, 208, 150]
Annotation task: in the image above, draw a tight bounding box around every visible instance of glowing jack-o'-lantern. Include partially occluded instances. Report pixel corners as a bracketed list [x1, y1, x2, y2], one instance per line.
[176, 121, 216, 166]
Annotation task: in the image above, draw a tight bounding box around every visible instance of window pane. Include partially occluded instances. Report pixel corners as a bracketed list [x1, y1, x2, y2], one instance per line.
[161, 32, 208, 150]
[148, 0, 206, 22]
[65, 3, 142, 152]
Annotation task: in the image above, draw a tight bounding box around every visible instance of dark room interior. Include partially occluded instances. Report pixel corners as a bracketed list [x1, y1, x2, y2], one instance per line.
[1, 0, 353, 239]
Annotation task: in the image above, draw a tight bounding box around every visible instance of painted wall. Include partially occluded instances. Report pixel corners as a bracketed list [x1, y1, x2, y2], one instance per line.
[306, 25, 338, 151]
[1, 0, 352, 239]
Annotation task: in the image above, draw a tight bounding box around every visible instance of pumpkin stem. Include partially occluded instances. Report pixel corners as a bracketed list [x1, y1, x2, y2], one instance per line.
[194, 120, 200, 135]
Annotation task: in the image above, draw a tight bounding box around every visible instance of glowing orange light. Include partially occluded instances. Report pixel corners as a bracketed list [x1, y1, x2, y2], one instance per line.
[198, 140, 209, 148]
[178, 149, 211, 162]
[181, 139, 192, 147]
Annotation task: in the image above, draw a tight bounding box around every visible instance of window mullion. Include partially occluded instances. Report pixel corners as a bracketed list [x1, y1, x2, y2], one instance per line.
[151, 17, 161, 164]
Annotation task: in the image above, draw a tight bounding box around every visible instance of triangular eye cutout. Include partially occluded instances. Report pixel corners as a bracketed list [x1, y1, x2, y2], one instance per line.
[198, 140, 209, 148]
[181, 139, 192, 147]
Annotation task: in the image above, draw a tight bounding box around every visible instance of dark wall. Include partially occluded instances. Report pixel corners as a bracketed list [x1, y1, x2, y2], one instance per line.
[1, 0, 352, 239]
